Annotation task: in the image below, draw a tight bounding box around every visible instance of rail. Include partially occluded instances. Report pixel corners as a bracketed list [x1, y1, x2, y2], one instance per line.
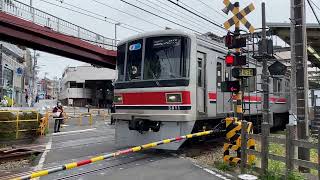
[0, 0, 117, 50]
[0, 110, 39, 139]
[240, 122, 320, 179]
[13, 130, 213, 180]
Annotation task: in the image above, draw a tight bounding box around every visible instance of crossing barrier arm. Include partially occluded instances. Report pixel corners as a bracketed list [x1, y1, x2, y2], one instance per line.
[13, 130, 216, 180]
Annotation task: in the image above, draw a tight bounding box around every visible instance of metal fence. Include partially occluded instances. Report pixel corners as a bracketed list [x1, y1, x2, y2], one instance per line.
[240, 121, 320, 179]
[0, 0, 117, 50]
[0, 110, 39, 139]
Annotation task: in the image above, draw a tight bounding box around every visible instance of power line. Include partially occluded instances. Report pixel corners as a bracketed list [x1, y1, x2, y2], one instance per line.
[135, 0, 209, 33]
[119, 0, 203, 34]
[307, 0, 320, 25]
[38, 0, 142, 33]
[54, 0, 145, 33]
[195, 0, 227, 18]
[166, 0, 226, 31]
[90, 0, 164, 29]
[310, 0, 320, 12]
[146, 0, 218, 33]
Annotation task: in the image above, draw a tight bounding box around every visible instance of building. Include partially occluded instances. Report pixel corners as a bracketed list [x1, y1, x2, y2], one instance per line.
[0, 41, 26, 105]
[59, 66, 115, 107]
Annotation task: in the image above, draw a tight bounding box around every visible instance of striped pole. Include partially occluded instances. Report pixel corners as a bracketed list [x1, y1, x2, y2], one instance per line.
[12, 130, 214, 180]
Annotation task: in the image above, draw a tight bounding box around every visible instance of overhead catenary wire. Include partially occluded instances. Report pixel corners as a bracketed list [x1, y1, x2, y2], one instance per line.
[165, 0, 226, 32]
[308, 0, 320, 25]
[310, 0, 320, 11]
[119, 0, 203, 34]
[195, 0, 227, 19]
[154, 0, 215, 28]
[38, 0, 143, 33]
[90, 0, 164, 29]
[134, 0, 209, 33]
[54, 0, 145, 33]
[145, 0, 220, 34]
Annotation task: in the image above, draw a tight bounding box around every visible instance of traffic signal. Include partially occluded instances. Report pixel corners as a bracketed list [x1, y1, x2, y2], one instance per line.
[225, 53, 247, 67]
[221, 81, 240, 93]
[225, 33, 246, 49]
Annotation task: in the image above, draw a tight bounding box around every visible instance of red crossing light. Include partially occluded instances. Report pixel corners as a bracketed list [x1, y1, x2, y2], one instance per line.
[225, 54, 235, 66]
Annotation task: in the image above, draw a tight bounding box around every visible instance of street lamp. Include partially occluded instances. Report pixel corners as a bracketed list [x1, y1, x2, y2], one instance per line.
[114, 23, 121, 46]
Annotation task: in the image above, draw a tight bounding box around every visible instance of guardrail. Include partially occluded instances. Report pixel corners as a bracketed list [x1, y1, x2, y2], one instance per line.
[13, 130, 213, 180]
[0, 0, 117, 49]
[240, 122, 320, 179]
[0, 110, 39, 139]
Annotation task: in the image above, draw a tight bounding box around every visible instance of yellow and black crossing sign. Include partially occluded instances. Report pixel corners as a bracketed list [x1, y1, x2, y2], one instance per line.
[222, 0, 255, 33]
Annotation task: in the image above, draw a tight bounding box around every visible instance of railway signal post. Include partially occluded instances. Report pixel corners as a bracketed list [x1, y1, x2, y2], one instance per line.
[222, 0, 256, 166]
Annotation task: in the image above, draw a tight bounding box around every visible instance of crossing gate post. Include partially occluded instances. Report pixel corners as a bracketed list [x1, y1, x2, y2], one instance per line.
[240, 120, 248, 173]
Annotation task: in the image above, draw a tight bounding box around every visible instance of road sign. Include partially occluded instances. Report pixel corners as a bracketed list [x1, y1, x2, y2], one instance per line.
[268, 61, 287, 76]
[223, 0, 255, 33]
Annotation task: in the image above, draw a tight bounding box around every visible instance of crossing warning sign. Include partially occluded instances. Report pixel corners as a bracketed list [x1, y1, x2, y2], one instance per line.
[222, 0, 255, 33]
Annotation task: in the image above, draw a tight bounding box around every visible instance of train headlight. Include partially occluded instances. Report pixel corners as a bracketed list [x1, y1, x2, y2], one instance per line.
[166, 93, 182, 103]
[113, 95, 123, 104]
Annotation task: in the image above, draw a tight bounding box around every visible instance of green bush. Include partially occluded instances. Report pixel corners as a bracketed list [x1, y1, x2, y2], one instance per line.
[0, 111, 42, 141]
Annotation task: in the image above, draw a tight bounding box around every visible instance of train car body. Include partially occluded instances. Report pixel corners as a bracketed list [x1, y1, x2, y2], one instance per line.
[113, 30, 289, 150]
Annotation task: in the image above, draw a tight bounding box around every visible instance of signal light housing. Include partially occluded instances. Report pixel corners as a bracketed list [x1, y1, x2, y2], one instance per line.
[225, 54, 247, 66]
[221, 81, 240, 93]
[224, 33, 247, 49]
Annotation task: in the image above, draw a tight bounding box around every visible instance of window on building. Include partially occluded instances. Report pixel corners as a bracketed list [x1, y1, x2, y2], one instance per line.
[69, 81, 77, 88]
[76, 83, 83, 88]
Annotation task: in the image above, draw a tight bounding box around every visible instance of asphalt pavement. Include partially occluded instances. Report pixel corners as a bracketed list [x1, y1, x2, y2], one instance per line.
[35, 116, 231, 180]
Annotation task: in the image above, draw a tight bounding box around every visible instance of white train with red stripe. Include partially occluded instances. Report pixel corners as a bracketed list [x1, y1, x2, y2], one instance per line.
[113, 30, 289, 150]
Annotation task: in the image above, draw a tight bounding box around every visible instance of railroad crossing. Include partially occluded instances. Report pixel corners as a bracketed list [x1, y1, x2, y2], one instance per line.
[1, 0, 320, 179]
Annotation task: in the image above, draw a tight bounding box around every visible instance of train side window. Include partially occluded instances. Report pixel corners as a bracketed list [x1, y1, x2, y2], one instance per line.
[217, 62, 222, 88]
[197, 57, 202, 87]
[273, 78, 278, 93]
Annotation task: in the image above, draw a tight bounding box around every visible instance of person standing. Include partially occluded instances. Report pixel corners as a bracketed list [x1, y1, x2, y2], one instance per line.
[53, 102, 64, 133]
[110, 103, 116, 125]
[25, 93, 28, 104]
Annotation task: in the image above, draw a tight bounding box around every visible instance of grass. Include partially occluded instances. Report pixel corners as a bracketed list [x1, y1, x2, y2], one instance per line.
[214, 161, 235, 172]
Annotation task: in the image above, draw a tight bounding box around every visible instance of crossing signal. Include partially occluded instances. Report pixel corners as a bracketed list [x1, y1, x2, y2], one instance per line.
[224, 33, 246, 49]
[221, 81, 240, 93]
[225, 53, 247, 67]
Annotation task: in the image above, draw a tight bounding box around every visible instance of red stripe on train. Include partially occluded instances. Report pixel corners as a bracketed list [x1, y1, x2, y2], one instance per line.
[115, 91, 191, 105]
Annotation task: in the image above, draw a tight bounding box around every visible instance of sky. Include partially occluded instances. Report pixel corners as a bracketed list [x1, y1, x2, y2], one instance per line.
[15, 0, 320, 79]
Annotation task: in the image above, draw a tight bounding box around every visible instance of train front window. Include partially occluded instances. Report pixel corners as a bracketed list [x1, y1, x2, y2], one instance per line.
[126, 39, 143, 81]
[144, 36, 188, 80]
[116, 44, 126, 81]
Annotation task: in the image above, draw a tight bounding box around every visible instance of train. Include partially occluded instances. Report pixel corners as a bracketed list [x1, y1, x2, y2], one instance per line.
[112, 30, 289, 150]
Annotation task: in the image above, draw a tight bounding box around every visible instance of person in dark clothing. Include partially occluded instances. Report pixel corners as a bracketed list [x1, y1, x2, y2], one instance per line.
[53, 102, 64, 133]
[25, 94, 28, 103]
[110, 103, 116, 125]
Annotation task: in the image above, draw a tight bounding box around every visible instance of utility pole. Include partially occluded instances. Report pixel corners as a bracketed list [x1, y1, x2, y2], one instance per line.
[31, 50, 37, 106]
[291, 0, 310, 172]
[261, 2, 270, 125]
[260, 2, 270, 173]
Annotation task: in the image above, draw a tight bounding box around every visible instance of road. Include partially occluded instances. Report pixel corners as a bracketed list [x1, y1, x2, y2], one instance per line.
[32, 116, 231, 180]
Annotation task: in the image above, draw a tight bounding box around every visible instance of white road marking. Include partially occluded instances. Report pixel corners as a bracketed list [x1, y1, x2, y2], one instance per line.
[193, 163, 231, 180]
[53, 128, 96, 136]
[33, 136, 53, 180]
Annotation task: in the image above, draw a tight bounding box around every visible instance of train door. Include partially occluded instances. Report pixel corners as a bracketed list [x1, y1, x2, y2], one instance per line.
[216, 60, 224, 114]
[197, 52, 206, 114]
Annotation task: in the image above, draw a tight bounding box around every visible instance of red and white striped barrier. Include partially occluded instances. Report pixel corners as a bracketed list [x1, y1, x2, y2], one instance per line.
[13, 130, 213, 180]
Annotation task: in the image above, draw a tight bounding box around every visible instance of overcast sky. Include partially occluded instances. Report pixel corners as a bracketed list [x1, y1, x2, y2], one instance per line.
[17, 0, 320, 79]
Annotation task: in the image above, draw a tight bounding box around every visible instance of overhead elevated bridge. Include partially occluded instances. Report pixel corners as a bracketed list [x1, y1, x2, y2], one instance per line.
[0, 0, 116, 68]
